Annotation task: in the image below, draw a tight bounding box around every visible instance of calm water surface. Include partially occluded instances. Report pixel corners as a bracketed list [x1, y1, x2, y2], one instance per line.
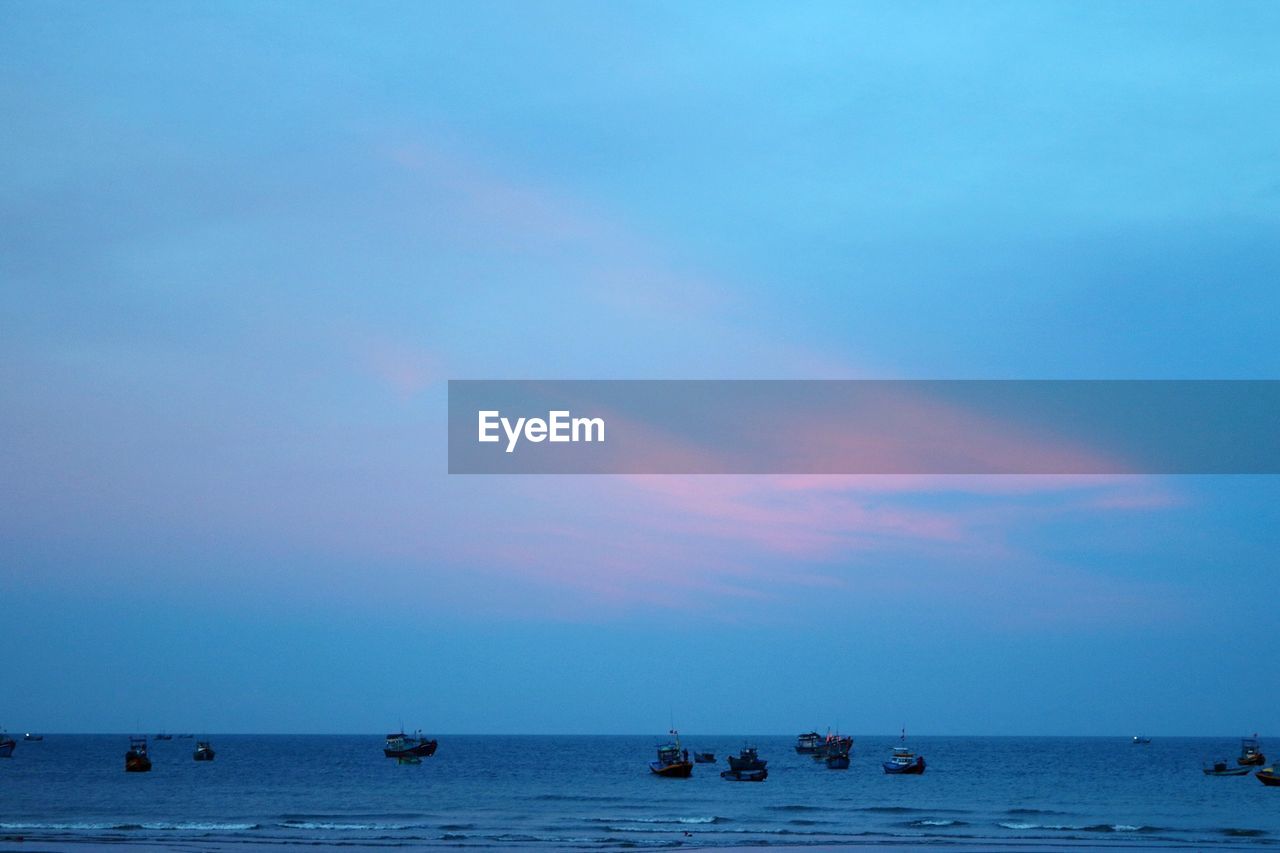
[1, 735, 1276, 849]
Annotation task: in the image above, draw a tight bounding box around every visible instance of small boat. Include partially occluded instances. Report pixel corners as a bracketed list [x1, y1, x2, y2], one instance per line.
[154, 733, 173, 741]
[193, 741, 215, 761]
[727, 745, 767, 773]
[795, 731, 822, 753]
[1257, 767, 1280, 787]
[721, 766, 768, 781]
[1239, 736, 1265, 766]
[0, 732, 15, 758]
[649, 729, 693, 778]
[811, 731, 854, 761]
[883, 730, 926, 775]
[826, 753, 851, 769]
[384, 730, 438, 758]
[1204, 760, 1252, 776]
[125, 736, 152, 772]
[1132, 735, 1151, 744]
[396, 754, 422, 765]
[23, 733, 43, 742]
[693, 751, 716, 763]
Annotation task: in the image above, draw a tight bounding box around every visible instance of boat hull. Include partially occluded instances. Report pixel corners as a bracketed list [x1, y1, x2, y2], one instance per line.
[384, 740, 438, 758]
[721, 768, 767, 782]
[1257, 769, 1280, 786]
[649, 761, 693, 777]
[1240, 754, 1266, 766]
[884, 757, 926, 774]
[693, 753, 715, 763]
[193, 749, 215, 762]
[0, 740, 14, 758]
[125, 753, 152, 772]
[826, 755, 850, 769]
[1204, 765, 1251, 776]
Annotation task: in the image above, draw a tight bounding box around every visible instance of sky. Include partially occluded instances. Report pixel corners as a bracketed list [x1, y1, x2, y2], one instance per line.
[2, 1, 1279, 735]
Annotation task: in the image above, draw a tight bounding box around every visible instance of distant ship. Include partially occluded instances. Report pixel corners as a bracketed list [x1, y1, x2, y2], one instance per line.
[193, 741, 216, 761]
[23, 733, 43, 742]
[125, 736, 152, 772]
[154, 733, 173, 741]
[794, 731, 822, 753]
[383, 730, 438, 759]
[1132, 735, 1151, 744]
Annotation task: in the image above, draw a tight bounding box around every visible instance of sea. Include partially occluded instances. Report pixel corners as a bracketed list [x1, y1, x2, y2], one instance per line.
[1, 735, 1276, 850]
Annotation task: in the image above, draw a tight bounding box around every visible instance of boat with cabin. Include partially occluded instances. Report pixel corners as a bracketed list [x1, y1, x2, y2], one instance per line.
[1239, 736, 1265, 766]
[649, 729, 693, 777]
[193, 741, 215, 761]
[795, 731, 821, 753]
[125, 736, 152, 772]
[883, 730, 926, 774]
[384, 730, 438, 758]
[722, 747, 768, 781]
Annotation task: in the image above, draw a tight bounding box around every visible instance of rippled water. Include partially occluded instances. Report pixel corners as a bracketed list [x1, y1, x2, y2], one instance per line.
[1, 735, 1276, 848]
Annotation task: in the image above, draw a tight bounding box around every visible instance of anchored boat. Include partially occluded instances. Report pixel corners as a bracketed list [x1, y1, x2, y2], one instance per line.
[0, 731, 14, 758]
[693, 751, 716, 763]
[193, 741, 216, 761]
[1257, 767, 1280, 786]
[1239, 736, 1266, 766]
[1204, 759, 1251, 776]
[722, 747, 768, 781]
[649, 729, 693, 778]
[883, 730, 926, 775]
[384, 730, 438, 759]
[795, 731, 822, 754]
[125, 736, 152, 772]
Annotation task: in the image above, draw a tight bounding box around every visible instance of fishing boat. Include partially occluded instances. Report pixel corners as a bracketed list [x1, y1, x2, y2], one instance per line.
[383, 730, 438, 758]
[826, 753, 851, 769]
[1132, 735, 1151, 744]
[154, 733, 173, 741]
[125, 736, 152, 772]
[693, 751, 716, 763]
[23, 733, 43, 742]
[649, 729, 693, 778]
[0, 731, 14, 758]
[1204, 759, 1251, 776]
[883, 730, 926, 775]
[1239, 736, 1265, 766]
[795, 731, 822, 753]
[193, 741, 215, 761]
[721, 766, 768, 781]
[727, 745, 767, 773]
[811, 731, 854, 761]
[1257, 767, 1280, 787]
[722, 747, 767, 781]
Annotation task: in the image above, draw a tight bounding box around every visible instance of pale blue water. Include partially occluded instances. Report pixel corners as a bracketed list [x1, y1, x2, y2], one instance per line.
[1, 736, 1276, 849]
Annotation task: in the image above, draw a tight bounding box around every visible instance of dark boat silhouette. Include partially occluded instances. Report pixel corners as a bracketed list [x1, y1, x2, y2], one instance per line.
[693, 751, 716, 763]
[125, 736, 152, 772]
[0, 732, 14, 758]
[1257, 767, 1280, 786]
[1239, 736, 1265, 766]
[193, 741, 215, 761]
[794, 731, 821, 753]
[649, 729, 693, 778]
[1204, 759, 1251, 776]
[722, 745, 768, 780]
[384, 730, 438, 758]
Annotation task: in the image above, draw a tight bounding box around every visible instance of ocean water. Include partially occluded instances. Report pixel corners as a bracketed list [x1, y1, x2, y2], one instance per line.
[1, 735, 1276, 849]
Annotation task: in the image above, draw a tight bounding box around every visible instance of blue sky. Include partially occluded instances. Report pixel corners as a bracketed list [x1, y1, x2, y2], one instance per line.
[2, 1, 1278, 734]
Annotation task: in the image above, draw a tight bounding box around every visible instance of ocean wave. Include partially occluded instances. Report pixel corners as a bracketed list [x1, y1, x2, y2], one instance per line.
[998, 821, 1165, 834]
[0, 821, 259, 832]
[903, 818, 968, 828]
[278, 820, 432, 831]
[592, 816, 728, 825]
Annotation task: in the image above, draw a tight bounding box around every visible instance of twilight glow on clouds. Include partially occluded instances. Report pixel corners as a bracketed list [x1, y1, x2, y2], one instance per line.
[2, 1, 1279, 736]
